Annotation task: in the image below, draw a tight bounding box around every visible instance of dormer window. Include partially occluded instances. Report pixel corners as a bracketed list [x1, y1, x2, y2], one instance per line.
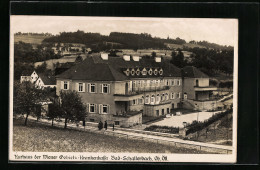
[159, 68, 163, 75]
[125, 68, 130, 76]
[142, 68, 147, 75]
[148, 68, 153, 75]
[136, 68, 140, 75]
[131, 68, 135, 76]
[154, 68, 158, 75]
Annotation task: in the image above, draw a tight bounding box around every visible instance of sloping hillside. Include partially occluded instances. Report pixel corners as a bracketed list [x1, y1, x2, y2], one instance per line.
[14, 35, 48, 44]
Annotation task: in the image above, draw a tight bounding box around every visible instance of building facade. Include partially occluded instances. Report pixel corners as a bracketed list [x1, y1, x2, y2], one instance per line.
[56, 54, 216, 126]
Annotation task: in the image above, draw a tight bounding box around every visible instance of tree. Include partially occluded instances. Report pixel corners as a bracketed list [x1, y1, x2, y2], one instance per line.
[59, 90, 87, 129]
[152, 51, 157, 58]
[47, 101, 62, 126]
[13, 81, 49, 126]
[171, 50, 185, 67]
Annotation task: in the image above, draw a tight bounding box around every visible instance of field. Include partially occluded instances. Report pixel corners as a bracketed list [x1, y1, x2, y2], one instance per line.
[14, 35, 47, 44]
[13, 119, 212, 153]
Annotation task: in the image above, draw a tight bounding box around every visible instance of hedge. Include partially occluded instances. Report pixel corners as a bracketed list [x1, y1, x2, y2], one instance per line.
[186, 108, 233, 135]
[144, 125, 179, 134]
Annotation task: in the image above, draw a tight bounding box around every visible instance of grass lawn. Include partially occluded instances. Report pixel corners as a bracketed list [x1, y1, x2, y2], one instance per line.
[13, 118, 212, 154]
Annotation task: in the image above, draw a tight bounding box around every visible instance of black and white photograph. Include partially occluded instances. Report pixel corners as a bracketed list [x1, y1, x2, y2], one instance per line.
[9, 16, 238, 163]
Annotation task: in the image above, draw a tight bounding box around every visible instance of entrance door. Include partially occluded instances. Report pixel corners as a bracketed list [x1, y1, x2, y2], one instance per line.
[162, 109, 164, 115]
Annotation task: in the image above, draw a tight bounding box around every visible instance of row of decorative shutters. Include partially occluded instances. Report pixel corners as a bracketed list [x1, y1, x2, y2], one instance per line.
[86, 103, 110, 114]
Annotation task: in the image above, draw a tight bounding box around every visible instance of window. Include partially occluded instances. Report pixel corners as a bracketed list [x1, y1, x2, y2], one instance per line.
[78, 83, 83, 92]
[177, 79, 181, 86]
[142, 68, 147, 75]
[125, 69, 130, 76]
[145, 95, 150, 104]
[138, 98, 143, 104]
[165, 93, 169, 100]
[90, 104, 95, 113]
[115, 121, 120, 125]
[103, 105, 108, 113]
[133, 99, 137, 105]
[161, 93, 165, 101]
[156, 94, 160, 103]
[131, 69, 135, 76]
[102, 84, 109, 93]
[151, 95, 155, 104]
[166, 79, 169, 86]
[159, 69, 163, 75]
[90, 84, 95, 93]
[171, 93, 175, 99]
[156, 110, 159, 116]
[148, 68, 153, 75]
[171, 80, 175, 86]
[136, 69, 140, 75]
[162, 109, 165, 115]
[64, 81, 68, 90]
[154, 69, 158, 75]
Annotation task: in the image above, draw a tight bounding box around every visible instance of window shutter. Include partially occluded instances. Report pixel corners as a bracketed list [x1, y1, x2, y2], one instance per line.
[94, 104, 97, 113]
[179, 79, 182, 86]
[95, 83, 97, 93]
[76, 83, 79, 91]
[99, 104, 103, 114]
[108, 84, 110, 94]
[100, 84, 103, 93]
[61, 81, 64, 90]
[87, 83, 90, 93]
[86, 103, 90, 113]
[107, 105, 110, 114]
[67, 81, 70, 89]
[83, 83, 85, 92]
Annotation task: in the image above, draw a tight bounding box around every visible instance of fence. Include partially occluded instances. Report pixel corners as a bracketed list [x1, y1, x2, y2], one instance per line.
[30, 119, 232, 154]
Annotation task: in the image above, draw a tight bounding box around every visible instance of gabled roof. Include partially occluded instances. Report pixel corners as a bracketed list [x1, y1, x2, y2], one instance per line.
[56, 54, 182, 81]
[38, 73, 56, 85]
[56, 57, 127, 81]
[21, 70, 34, 76]
[182, 66, 209, 78]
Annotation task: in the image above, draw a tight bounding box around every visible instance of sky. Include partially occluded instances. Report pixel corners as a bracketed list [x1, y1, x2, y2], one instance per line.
[11, 16, 238, 46]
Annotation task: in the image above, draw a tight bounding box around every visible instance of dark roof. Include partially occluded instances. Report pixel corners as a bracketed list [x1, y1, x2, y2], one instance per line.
[56, 55, 182, 81]
[182, 66, 209, 78]
[38, 74, 56, 85]
[21, 70, 33, 76]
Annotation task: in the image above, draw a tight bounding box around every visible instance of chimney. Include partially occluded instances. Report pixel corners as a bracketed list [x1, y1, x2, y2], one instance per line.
[155, 57, 161, 62]
[101, 53, 108, 60]
[132, 55, 140, 61]
[123, 55, 130, 61]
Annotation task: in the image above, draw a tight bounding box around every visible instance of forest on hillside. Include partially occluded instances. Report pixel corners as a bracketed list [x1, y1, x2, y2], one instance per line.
[42, 30, 232, 51]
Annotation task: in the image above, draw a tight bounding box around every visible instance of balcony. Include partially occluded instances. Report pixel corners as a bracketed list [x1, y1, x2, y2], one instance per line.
[132, 86, 170, 93]
[114, 93, 143, 101]
[144, 100, 172, 106]
[194, 86, 217, 91]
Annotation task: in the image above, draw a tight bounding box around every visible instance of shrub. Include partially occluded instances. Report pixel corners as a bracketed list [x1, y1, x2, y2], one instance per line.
[186, 109, 232, 135]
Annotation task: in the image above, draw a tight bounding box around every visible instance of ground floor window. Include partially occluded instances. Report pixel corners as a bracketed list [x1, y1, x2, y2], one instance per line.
[90, 119, 95, 122]
[167, 108, 170, 114]
[115, 121, 120, 125]
[90, 104, 95, 113]
[156, 110, 159, 116]
[103, 104, 108, 113]
[162, 109, 165, 115]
